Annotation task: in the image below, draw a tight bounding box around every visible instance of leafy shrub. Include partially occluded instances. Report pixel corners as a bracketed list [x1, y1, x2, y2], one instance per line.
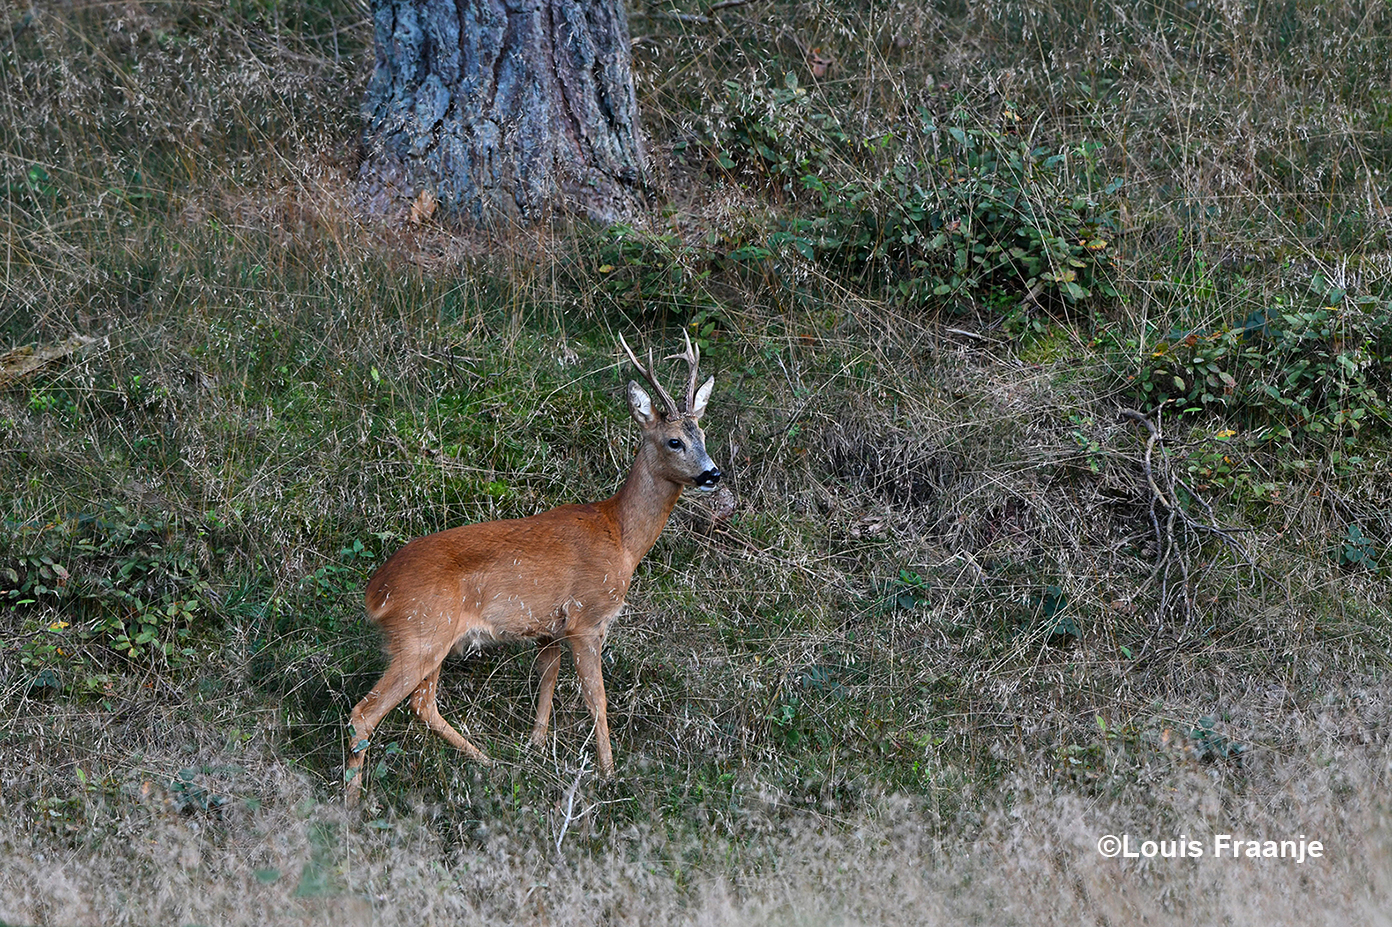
[771, 116, 1120, 312]
[587, 226, 738, 347]
[685, 80, 1121, 318]
[1339, 523, 1381, 571]
[593, 225, 709, 310]
[684, 73, 851, 195]
[1128, 275, 1392, 446]
[1, 507, 215, 683]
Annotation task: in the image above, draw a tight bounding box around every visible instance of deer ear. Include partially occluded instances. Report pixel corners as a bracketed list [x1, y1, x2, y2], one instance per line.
[689, 376, 715, 420]
[627, 381, 656, 426]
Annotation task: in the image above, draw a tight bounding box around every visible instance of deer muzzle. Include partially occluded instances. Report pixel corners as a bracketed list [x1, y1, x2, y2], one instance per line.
[693, 467, 722, 491]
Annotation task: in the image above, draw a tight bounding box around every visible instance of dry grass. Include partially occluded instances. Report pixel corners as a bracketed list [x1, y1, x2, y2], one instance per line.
[2, 0, 1391, 924]
[2, 699, 1389, 924]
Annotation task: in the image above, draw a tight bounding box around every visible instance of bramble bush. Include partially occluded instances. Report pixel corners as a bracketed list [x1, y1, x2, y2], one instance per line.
[1, 507, 215, 686]
[771, 119, 1120, 314]
[687, 79, 1121, 318]
[682, 73, 851, 196]
[1126, 273, 1392, 448]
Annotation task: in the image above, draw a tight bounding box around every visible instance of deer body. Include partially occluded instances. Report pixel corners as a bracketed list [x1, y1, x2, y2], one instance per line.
[345, 337, 719, 804]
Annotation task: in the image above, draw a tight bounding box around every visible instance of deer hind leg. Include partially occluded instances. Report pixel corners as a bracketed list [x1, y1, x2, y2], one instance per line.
[408, 665, 492, 764]
[569, 631, 614, 776]
[528, 638, 566, 748]
[345, 653, 439, 804]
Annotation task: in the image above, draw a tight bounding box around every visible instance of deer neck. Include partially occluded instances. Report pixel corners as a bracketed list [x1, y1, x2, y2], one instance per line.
[605, 444, 684, 568]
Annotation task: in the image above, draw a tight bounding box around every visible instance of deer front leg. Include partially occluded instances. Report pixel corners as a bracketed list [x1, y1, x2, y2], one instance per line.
[529, 638, 566, 748]
[569, 632, 614, 776]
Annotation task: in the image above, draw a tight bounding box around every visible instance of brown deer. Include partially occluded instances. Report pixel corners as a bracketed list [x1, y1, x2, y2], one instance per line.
[344, 334, 721, 804]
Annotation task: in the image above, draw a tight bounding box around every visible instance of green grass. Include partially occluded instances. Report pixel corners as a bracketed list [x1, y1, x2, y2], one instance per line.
[2, 0, 1392, 923]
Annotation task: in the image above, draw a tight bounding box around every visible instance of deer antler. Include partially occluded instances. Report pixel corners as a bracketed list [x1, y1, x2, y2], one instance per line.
[618, 333, 681, 420]
[665, 330, 702, 415]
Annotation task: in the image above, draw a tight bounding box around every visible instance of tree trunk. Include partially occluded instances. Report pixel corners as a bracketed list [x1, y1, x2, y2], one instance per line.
[358, 0, 649, 227]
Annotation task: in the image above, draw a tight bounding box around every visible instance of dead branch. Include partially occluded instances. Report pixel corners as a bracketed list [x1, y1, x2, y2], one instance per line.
[1118, 407, 1262, 629]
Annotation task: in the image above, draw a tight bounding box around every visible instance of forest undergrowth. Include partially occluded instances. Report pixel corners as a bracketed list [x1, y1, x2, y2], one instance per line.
[2, 1, 1391, 923]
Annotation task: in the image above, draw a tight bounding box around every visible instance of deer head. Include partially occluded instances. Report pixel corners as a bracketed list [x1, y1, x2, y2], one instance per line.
[619, 332, 721, 493]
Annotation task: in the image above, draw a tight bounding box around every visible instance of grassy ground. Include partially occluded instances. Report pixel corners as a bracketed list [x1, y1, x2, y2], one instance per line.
[2, 1, 1391, 924]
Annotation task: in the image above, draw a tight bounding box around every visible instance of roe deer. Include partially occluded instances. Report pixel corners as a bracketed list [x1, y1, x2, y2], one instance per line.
[345, 334, 721, 804]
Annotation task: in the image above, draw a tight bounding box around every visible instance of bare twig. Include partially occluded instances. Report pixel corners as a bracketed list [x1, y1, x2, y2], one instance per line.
[0, 334, 97, 389]
[945, 327, 993, 342]
[553, 759, 592, 857]
[661, 0, 752, 23]
[662, 11, 711, 24]
[1118, 407, 1262, 630]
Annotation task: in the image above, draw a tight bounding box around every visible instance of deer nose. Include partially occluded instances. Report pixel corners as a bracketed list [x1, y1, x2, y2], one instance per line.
[693, 468, 722, 488]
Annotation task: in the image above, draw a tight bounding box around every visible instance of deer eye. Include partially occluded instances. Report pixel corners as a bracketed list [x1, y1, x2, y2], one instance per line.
[667, 438, 684, 450]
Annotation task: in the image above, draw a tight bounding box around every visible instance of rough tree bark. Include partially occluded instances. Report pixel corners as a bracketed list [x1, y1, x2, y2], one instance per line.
[358, 0, 649, 227]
